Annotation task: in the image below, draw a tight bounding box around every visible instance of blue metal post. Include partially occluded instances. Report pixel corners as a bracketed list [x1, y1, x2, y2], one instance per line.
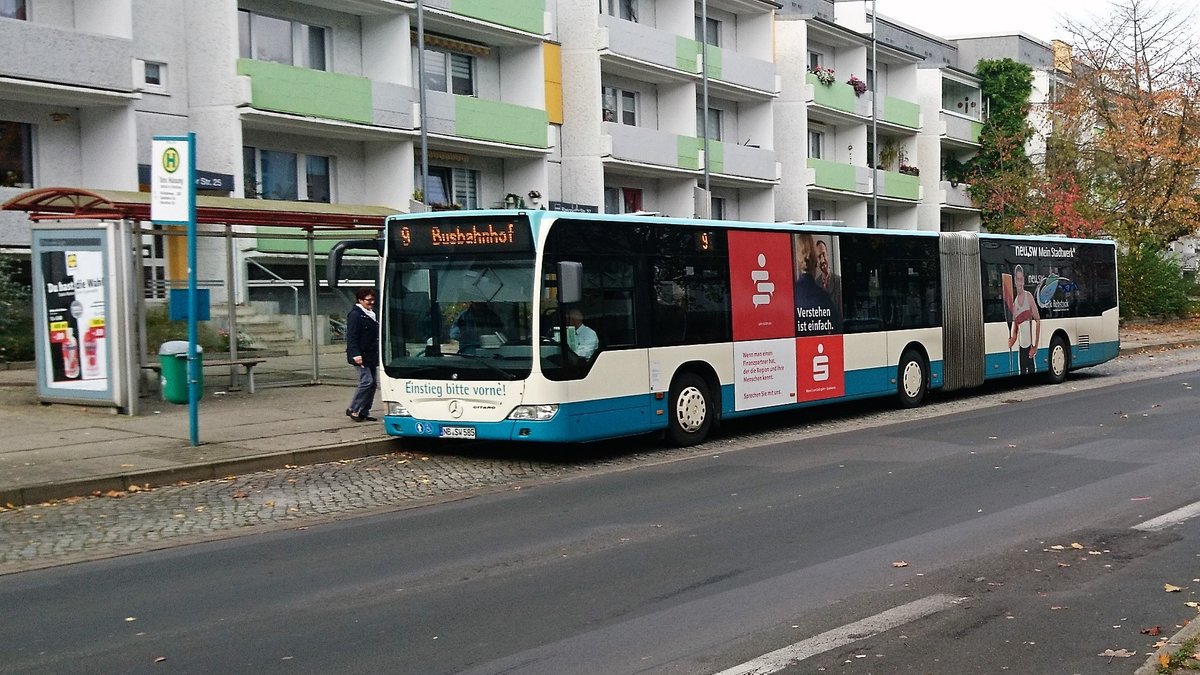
[186, 132, 199, 447]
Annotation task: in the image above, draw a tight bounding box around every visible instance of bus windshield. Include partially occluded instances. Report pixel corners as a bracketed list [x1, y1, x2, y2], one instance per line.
[382, 253, 536, 381]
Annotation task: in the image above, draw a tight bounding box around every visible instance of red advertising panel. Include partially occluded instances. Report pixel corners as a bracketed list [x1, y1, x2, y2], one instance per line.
[729, 231, 795, 341]
[795, 335, 845, 402]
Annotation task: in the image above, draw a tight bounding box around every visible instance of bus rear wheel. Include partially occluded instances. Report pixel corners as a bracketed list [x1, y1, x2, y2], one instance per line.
[1046, 335, 1069, 384]
[666, 372, 713, 446]
[897, 349, 928, 408]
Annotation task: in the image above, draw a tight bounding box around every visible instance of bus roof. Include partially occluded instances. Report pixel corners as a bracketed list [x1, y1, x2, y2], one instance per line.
[384, 209, 1115, 246]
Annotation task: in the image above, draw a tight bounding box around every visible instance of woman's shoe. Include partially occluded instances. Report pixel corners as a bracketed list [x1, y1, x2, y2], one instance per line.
[345, 408, 355, 418]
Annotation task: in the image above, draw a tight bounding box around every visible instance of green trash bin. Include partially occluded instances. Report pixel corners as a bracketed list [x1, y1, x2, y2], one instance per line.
[159, 341, 202, 404]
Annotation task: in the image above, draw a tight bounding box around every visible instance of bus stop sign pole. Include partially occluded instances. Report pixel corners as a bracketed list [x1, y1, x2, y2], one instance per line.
[152, 133, 199, 446]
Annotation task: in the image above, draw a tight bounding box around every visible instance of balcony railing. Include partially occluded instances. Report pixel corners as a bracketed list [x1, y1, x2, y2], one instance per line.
[0, 20, 132, 93]
[238, 59, 372, 124]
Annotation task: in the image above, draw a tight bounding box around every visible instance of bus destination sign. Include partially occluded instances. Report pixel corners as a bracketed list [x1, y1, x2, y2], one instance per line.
[393, 218, 532, 253]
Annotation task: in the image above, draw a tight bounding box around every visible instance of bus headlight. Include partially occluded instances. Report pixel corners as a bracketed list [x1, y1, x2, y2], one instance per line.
[387, 402, 412, 417]
[508, 404, 559, 421]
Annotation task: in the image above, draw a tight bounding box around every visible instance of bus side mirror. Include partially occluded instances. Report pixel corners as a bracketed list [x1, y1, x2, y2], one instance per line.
[558, 261, 582, 304]
[328, 239, 383, 289]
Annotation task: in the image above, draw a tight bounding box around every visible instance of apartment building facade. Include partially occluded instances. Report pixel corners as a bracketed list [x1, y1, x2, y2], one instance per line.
[557, 0, 779, 221]
[3, 0, 1070, 274]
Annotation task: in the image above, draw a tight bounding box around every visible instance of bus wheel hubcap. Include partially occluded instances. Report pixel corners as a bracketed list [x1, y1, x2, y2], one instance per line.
[902, 362, 923, 397]
[1052, 346, 1066, 375]
[676, 387, 707, 433]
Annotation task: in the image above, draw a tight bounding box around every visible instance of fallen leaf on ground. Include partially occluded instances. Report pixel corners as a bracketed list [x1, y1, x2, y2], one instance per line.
[891, 560, 909, 568]
[1049, 544, 1066, 550]
[1165, 583, 1184, 592]
[232, 491, 249, 499]
[1160, 654, 1171, 667]
[1140, 626, 1162, 636]
[1097, 649, 1136, 658]
[1070, 542, 1084, 549]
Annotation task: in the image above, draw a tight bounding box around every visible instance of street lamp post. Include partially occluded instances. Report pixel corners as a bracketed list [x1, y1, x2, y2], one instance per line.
[831, 0, 878, 227]
[417, 0, 429, 207]
[870, 0, 877, 228]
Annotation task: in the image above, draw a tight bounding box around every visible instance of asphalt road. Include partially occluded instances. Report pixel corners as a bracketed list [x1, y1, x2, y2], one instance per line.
[1, 352, 1199, 674]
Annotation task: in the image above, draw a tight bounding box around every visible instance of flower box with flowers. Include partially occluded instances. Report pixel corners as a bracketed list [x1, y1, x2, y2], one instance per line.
[809, 66, 836, 86]
[846, 75, 868, 97]
[898, 164, 920, 176]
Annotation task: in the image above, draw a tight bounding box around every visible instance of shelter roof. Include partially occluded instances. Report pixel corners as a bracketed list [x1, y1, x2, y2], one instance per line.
[2, 187, 397, 230]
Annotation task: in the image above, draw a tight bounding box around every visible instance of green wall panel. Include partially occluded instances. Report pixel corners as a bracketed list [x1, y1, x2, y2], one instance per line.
[677, 135, 700, 170]
[452, 0, 544, 33]
[882, 171, 920, 200]
[237, 59, 371, 124]
[882, 96, 920, 128]
[676, 36, 698, 72]
[808, 158, 856, 191]
[455, 97, 547, 147]
[807, 73, 857, 114]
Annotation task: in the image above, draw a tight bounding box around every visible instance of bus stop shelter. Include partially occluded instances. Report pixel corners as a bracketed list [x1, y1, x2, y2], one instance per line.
[4, 187, 396, 406]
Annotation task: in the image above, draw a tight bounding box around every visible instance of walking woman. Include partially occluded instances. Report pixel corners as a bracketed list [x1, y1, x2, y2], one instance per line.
[345, 287, 379, 422]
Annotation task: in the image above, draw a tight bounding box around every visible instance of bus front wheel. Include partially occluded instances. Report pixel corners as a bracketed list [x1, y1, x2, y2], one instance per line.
[666, 372, 713, 446]
[1046, 336, 1069, 384]
[897, 349, 928, 408]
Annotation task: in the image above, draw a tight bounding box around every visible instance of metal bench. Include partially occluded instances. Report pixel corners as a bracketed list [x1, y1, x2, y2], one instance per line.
[143, 358, 267, 394]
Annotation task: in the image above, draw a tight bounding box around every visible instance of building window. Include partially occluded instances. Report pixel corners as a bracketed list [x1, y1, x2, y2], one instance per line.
[422, 166, 479, 209]
[1, 0, 26, 20]
[415, 44, 475, 96]
[696, 106, 722, 141]
[809, 209, 825, 220]
[602, 86, 638, 125]
[238, 10, 328, 71]
[601, 0, 637, 22]
[0, 121, 33, 188]
[808, 51, 823, 72]
[142, 62, 167, 92]
[695, 15, 720, 46]
[243, 147, 332, 202]
[942, 78, 981, 119]
[808, 130, 824, 159]
[603, 187, 643, 214]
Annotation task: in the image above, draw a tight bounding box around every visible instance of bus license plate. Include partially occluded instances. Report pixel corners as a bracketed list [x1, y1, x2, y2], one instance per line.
[440, 426, 476, 439]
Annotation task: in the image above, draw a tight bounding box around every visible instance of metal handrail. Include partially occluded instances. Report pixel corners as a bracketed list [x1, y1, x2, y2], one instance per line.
[246, 258, 302, 336]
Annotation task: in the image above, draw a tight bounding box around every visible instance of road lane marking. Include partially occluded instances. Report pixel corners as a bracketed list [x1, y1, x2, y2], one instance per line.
[1133, 500, 1200, 531]
[713, 594, 963, 675]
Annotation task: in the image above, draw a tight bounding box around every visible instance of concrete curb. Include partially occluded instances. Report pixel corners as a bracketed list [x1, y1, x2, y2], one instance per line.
[1134, 617, 1200, 675]
[0, 438, 399, 508]
[1119, 339, 1200, 356]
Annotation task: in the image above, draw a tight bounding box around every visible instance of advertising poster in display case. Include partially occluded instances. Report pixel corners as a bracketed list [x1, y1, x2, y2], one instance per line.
[31, 224, 133, 410]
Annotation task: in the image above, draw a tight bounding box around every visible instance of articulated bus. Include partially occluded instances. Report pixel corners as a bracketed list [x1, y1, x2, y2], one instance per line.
[329, 211, 1118, 446]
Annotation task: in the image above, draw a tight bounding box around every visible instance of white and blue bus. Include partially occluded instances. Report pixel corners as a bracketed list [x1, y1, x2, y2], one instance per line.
[329, 211, 1118, 446]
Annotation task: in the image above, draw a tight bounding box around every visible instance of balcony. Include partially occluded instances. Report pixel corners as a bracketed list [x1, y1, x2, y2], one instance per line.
[434, 0, 545, 34]
[605, 123, 698, 171]
[879, 95, 919, 130]
[941, 111, 983, 146]
[600, 15, 687, 77]
[454, 96, 548, 148]
[698, 43, 776, 95]
[0, 19, 133, 104]
[807, 74, 870, 118]
[698, 140, 776, 182]
[238, 59, 372, 124]
[941, 181, 975, 209]
[807, 158, 870, 193]
[878, 170, 919, 201]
